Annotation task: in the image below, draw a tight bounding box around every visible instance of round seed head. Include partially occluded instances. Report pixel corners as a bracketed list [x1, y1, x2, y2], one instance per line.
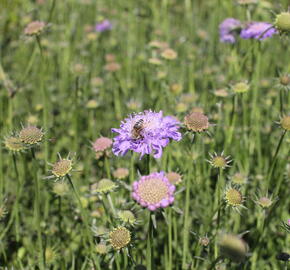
[166, 172, 182, 185]
[280, 115, 290, 131]
[214, 88, 229, 97]
[275, 12, 290, 32]
[44, 247, 58, 265]
[279, 75, 290, 86]
[95, 243, 108, 254]
[161, 48, 177, 60]
[118, 210, 136, 225]
[93, 179, 117, 194]
[199, 236, 210, 247]
[51, 159, 72, 178]
[219, 234, 248, 262]
[4, 136, 26, 152]
[184, 112, 209, 132]
[52, 182, 69, 196]
[19, 126, 44, 145]
[92, 137, 112, 152]
[232, 82, 249, 94]
[257, 197, 273, 208]
[170, 83, 183, 95]
[113, 168, 129, 179]
[24, 21, 46, 36]
[225, 188, 243, 206]
[109, 226, 131, 250]
[231, 172, 247, 185]
[211, 156, 229, 169]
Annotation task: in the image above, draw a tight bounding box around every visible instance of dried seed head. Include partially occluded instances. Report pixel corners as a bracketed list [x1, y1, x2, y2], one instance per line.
[95, 243, 108, 254]
[219, 234, 248, 262]
[4, 136, 26, 152]
[93, 179, 117, 194]
[257, 197, 273, 208]
[225, 188, 243, 207]
[109, 226, 131, 250]
[113, 168, 129, 179]
[208, 152, 231, 169]
[19, 126, 44, 145]
[166, 172, 182, 185]
[199, 236, 210, 247]
[230, 172, 247, 185]
[184, 112, 209, 132]
[52, 159, 72, 178]
[279, 75, 290, 86]
[24, 21, 46, 36]
[53, 181, 70, 196]
[161, 48, 177, 60]
[280, 115, 290, 131]
[275, 12, 290, 33]
[232, 82, 250, 94]
[118, 210, 136, 225]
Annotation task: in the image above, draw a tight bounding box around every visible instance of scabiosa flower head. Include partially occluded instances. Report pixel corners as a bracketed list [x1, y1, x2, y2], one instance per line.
[219, 234, 248, 262]
[24, 21, 46, 36]
[219, 18, 241, 43]
[52, 181, 70, 196]
[19, 126, 44, 145]
[95, 242, 109, 254]
[275, 12, 290, 33]
[184, 111, 209, 132]
[224, 186, 246, 213]
[92, 137, 112, 159]
[46, 153, 74, 180]
[208, 152, 232, 169]
[231, 81, 250, 94]
[95, 19, 112, 32]
[112, 110, 181, 159]
[199, 236, 210, 247]
[113, 168, 129, 180]
[118, 210, 136, 225]
[92, 179, 117, 194]
[166, 172, 182, 185]
[109, 226, 131, 250]
[240, 22, 277, 40]
[161, 48, 177, 60]
[280, 115, 290, 131]
[4, 136, 26, 152]
[132, 172, 175, 211]
[230, 172, 248, 185]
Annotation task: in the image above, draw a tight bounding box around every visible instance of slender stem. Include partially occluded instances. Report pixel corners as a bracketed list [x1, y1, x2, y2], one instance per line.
[31, 149, 45, 270]
[104, 156, 111, 179]
[146, 212, 153, 270]
[107, 193, 116, 217]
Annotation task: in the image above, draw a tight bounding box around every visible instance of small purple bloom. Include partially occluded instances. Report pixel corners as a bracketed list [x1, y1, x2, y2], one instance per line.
[240, 22, 277, 40]
[132, 172, 175, 211]
[95, 19, 112, 32]
[112, 110, 181, 159]
[219, 18, 241, 43]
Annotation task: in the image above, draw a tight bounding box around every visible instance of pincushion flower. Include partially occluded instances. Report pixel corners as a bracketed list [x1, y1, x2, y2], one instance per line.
[240, 22, 277, 40]
[132, 172, 175, 211]
[112, 110, 181, 159]
[219, 18, 241, 43]
[95, 20, 112, 32]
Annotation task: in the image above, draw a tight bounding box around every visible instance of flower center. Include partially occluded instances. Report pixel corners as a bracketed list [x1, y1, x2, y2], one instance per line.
[138, 178, 168, 204]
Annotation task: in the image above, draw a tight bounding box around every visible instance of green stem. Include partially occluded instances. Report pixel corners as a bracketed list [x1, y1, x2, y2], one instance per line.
[146, 212, 153, 270]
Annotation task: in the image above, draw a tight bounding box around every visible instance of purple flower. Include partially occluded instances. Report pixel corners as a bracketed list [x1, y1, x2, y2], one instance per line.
[112, 110, 181, 159]
[95, 19, 112, 32]
[240, 22, 277, 40]
[219, 18, 241, 43]
[132, 172, 175, 211]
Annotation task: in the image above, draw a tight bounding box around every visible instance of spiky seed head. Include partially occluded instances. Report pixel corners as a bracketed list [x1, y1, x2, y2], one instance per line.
[51, 159, 72, 178]
[225, 188, 243, 206]
[279, 75, 290, 86]
[118, 210, 136, 225]
[113, 168, 129, 179]
[184, 112, 209, 132]
[95, 243, 108, 254]
[208, 152, 231, 169]
[257, 197, 273, 208]
[19, 126, 44, 145]
[4, 136, 26, 152]
[53, 182, 69, 196]
[93, 179, 117, 194]
[231, 172, 247, 185]
[166, 172, 182, 185]
[24, 21, 46, 36]
[161, 48, 177, 60]
[275, 12, 290, 32]
[109, 226, 131, 250]
[199, 236, 210, 247]
[280, 115, 290, 131]
[232, 82, 249, 94]
[170, 83, 183, 95]
[44, 247, 58, 265]
[219, 234, 248, 262]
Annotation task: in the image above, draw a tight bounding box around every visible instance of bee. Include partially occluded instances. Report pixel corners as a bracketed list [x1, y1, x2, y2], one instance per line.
[131, 119, 144, 140]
